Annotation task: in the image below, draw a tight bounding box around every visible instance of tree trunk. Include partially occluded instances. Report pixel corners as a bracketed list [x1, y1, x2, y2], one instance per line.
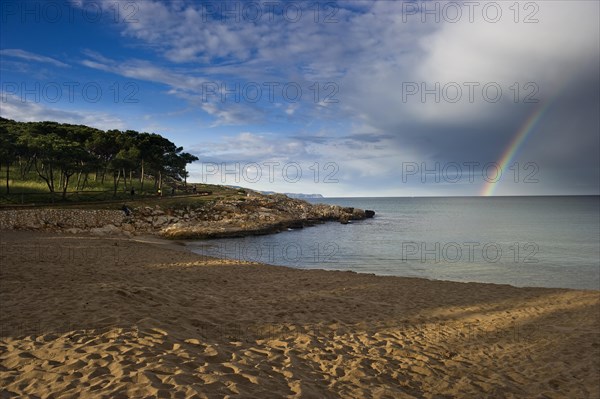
[49, 165, 55, 193]
[82, 173, 89, 190]
[36, 161, 55, 193]
[113, 170, 121, 197]
[140, 159, 145, 191]
[75, 170, 82, 191]
[19, 157, 24, 179]
[5, 162, 10, 194]
[123, 168, 128, 191]
[62, 173, 71, 200]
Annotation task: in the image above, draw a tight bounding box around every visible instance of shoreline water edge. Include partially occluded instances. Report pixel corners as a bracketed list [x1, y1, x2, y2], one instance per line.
[1, 229, 598, 398]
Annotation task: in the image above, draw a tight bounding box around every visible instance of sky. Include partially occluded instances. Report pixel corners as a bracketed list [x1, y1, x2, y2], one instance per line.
[0, 0, 598, 197]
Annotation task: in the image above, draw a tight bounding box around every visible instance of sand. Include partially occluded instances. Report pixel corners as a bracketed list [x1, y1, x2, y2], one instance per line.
[1, 230, 598, 398]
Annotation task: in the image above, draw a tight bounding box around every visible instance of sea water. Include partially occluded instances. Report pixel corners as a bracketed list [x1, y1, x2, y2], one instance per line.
[189, 196, 600, 290]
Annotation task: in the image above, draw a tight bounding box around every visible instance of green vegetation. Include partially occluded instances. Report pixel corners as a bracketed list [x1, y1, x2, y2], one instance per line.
[0, 117, 203, 205]
[30, 184, 247, 211]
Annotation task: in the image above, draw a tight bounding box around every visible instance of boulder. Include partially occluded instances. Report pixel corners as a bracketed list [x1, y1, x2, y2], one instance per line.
[153, 216, 170, 227]
[90, 224, 120, 236]
[121, 224, 135, 233]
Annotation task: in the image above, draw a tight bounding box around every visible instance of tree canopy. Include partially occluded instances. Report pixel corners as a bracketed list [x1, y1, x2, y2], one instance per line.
[0, 117, 199, 198]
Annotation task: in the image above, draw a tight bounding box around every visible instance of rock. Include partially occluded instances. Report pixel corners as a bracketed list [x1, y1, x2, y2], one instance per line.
[121, 224, 135, 232]
[153, 216, 169, 227]
[365, 210, 375, 218]
[0, 190, 376, 240]
[352, 209, 365, 219]
[134, 222, 149, 230]
[90, 224, 120, 236]
[213, 204, 237, 213]
[0, 209, 124, 232]
[288, 221, 304, 229]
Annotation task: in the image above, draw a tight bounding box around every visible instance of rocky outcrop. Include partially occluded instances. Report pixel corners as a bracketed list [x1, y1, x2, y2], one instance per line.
[129, 194, 374, 239]
[0, 193, 375, 239]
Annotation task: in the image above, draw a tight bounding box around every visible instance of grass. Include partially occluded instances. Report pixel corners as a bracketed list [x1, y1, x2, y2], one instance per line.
[55, 190, 248, 211]
[0, 169, 246, 209]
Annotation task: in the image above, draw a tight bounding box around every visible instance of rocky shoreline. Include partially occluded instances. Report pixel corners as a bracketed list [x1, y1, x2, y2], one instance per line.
[0, 193, 375, 239]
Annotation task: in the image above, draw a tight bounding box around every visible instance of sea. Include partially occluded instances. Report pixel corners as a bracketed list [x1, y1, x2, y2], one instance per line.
[188, 196, 600, 290]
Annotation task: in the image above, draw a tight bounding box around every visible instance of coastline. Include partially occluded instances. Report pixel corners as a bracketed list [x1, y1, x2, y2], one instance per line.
[0, 192, 375, 240]
[1, 230, 598, 398]
[180, 235, 600, 292]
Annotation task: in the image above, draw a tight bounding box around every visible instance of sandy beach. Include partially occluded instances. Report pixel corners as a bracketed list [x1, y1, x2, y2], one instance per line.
[1, 230, 598, 398]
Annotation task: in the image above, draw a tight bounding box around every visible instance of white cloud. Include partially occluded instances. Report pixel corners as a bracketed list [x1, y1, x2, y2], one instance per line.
[0, 49, 69, 68]
[0, 93, 126, 130]
[410, 1, 600, 121]
[69, 0, 600, 195]
[69, 1, 600, 133]
[185, 128, 428, 196]
[81, 53, 206, 92]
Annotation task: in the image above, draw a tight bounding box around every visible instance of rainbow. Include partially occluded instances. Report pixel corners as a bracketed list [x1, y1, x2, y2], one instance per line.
[480, 101, 552, 196]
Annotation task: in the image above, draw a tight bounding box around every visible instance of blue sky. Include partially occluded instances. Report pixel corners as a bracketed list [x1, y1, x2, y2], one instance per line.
[1, 0, 598, 196]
